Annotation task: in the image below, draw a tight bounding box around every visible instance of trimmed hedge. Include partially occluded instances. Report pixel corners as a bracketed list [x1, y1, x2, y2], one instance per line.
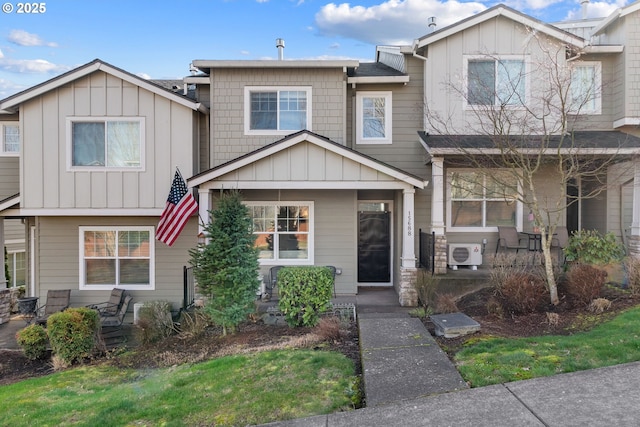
[16, 323, 48, 360]
[47, 307, 99, 364]
[277, 266, 334, 327]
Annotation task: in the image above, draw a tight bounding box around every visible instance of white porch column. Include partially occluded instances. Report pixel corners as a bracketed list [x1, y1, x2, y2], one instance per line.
[430, 157, 445, 235]
[198, 189, 211, 236]
[401, 188, 416, 268]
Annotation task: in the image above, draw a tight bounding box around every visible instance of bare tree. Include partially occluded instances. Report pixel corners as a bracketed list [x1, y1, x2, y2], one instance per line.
[424, 31, 626, 305]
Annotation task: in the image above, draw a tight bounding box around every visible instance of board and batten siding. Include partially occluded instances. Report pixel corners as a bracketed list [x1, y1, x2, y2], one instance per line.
[209, 68, 347, 167]
[34, 216, 197, 309]
[0, 157, 19, 200]
[239, 189, 358, 295]
[20, 71, 196, 210]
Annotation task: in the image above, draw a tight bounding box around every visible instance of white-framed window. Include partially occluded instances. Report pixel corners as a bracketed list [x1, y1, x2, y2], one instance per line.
[79, 226, 155, 290]
[67, 117, 144, 170]
[0, 122, 19, 156]
[247, 202, 313, 265]
[569, 62, 601, 115]
[447, 170, 522, 231]
[244, 86, 312, 135]
[7, 250, 25, 287]
[465, 56, 527, 107]
[356, 91, 392, 144]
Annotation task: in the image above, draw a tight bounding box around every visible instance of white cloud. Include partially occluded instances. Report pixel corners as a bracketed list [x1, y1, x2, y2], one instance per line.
[0, 57, 70, 74]
[564, 0, 627, 20]
[136, 72, 151, 80]
[7, 29, 58, 47]
[0, 78, 28, 99]
[315, 0, 486, 46]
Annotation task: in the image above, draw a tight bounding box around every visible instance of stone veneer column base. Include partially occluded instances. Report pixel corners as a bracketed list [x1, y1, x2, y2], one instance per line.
[434, 235, 448, 275]
[0, 289, 11, 325]
[397, 267, 418, 307]
[628, 235, 640, 258]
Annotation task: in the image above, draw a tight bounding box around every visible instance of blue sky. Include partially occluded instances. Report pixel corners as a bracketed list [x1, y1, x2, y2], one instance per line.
[0, 0, 631, 98]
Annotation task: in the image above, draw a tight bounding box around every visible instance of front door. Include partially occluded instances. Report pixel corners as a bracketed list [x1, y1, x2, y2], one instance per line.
[358, 203, 391, 285]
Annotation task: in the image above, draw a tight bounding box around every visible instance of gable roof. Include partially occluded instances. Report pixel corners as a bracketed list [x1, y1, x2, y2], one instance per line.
[414, 4, 586, 50]
[0, 59, 208, 114]
[188, 130, 426, 190]
[592, 0, 640, 36]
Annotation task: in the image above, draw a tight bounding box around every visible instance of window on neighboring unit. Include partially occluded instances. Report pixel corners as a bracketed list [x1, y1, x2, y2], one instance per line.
[68, 117, 143, 169]
[356, 92, 392, 144]
[79, 227, 154, 290]
[0, 123, 19, 155]
[244, 87, 312, 135]
[447, 170, 521, 230]
[7, 251, 25, 287]
[248, 202, 313, 264]
[569, 62, 601, 115]
[466, 58, 526, 107]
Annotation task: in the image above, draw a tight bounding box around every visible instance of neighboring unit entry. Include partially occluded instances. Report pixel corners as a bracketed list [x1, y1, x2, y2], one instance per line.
[448, 243, 482, 270]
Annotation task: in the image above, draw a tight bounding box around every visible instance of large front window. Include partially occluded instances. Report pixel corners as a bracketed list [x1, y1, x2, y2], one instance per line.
[448, 170, 520, 230]
[0, 122, 19, 155]
[79, 227, 154, 290]
[244, 87, 311, 135]
[467, 58, 526, 106]
[356, 92, 392, 144]
[248, 202, 313, 264]
[68, 118, 143, 169]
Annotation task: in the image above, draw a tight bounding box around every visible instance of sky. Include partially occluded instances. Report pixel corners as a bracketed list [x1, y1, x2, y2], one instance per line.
[0, 0, 632, 99]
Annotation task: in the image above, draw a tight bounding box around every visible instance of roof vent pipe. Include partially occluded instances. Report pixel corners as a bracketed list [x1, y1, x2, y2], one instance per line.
[581, 0, 589, 19]
[428, 16, 436, 32]
[276, 38, 285, 60]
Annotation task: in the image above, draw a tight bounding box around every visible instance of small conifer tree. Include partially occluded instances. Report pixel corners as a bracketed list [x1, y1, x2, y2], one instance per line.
[189, 191, 259, 335]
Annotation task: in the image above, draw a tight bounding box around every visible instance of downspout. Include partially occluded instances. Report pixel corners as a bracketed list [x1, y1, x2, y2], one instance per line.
[411, 40, 428, 130]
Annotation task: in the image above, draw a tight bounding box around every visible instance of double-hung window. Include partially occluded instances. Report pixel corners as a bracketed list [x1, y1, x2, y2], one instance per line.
[68, 117, 144, 169]
[569, 62, 601, 114]
[244, 87, 312, 135]
[248, 202, 313, 264]
[0, 122, 19, 156]
[466, 57, 526, 107]
[356, 91, 392, 144]
[448, 170, 521, 230]
[79, 227, 154, 290]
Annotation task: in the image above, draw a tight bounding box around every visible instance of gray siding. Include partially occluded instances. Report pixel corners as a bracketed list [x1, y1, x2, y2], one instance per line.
[20, 71, 197, 210]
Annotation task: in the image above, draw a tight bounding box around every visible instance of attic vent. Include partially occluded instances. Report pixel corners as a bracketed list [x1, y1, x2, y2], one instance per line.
[428, 16, 436, 32]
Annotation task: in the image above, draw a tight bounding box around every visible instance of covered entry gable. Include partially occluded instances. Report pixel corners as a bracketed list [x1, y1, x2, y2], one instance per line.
[189, 130, 427, 191]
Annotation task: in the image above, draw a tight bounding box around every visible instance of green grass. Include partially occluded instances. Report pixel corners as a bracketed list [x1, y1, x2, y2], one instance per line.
[0, 349, 358, 427]
[455, 306, 640, 387]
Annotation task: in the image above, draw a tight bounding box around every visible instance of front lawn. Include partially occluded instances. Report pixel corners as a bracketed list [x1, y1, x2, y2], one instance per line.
[0, 349, 357, 427]
[455, 306, 640, 387]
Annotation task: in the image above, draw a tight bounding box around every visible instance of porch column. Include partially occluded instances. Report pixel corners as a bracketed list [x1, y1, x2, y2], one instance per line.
[629, 161, 640, 257]
[197, 189, 211, 236]
[401, 188, 416, 268]
[0, 218, 5, 287]
[430, 157, 448, 274]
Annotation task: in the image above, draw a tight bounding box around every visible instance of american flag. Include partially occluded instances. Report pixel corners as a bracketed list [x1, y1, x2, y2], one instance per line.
[156, 169, 198, 246]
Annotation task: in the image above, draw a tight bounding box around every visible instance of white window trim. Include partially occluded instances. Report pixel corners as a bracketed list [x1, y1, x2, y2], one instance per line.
[243, 86, 312, 136]
[66, 117, 145, 171]
[569, 61, 602, 115]
[7, 250, 25, 288]
[356, 91, 393, 145]
[0, 122, 19, 157]
[463, 55, 529, 109]
[446, 169, 523, 232]
[79, 226, 155, 290]
[245, 201, 314, 266]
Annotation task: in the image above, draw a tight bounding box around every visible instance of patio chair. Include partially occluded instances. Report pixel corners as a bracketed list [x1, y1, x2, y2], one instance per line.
[100, 295, 133, 345]
[88, 288, 126, 317]
[325, 266, 337, 298]
[551, 226, 570, 264]
[264, 266, 284, 301]
[34, 289, 71, 326]
[495, 226, 529, 254]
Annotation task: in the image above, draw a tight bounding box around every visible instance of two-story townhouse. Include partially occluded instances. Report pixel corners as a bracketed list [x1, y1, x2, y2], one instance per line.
[0, 59, 208, 310]
[186, 60, 428, 305]
[401, 3, 640, 273]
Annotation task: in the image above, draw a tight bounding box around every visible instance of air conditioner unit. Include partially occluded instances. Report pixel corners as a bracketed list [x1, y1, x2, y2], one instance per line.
[448, 243, 482, 269]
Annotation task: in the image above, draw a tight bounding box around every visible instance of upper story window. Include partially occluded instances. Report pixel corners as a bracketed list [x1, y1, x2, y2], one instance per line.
[466, 57, 526, 107]
[0, 122, 19, 156]
[244, 87, 312, 135]
[248, 202, 313, 265]
[67, 117, 144, 170]
[447, 169, 522, 231]
[569, 62, 601, 115]
[79, 226, 154, 290]
[356, 91, 392, 144]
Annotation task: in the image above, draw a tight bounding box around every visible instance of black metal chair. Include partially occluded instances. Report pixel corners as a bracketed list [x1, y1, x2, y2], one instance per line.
[264, 266, 284, 301]
[88, 288, 126, 318]
[34, 289, 71, 326]
[495, 226, 529, 254]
